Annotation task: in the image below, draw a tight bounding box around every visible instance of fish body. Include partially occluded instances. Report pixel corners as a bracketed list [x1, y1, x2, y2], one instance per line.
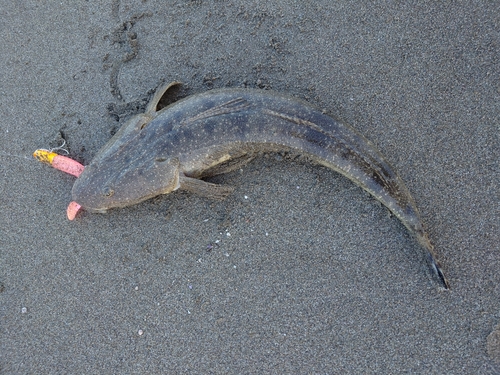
[72, 82, 449, 288]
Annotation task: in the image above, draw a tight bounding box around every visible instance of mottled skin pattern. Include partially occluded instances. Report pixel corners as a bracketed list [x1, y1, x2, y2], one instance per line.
[72, 82, 449, 289]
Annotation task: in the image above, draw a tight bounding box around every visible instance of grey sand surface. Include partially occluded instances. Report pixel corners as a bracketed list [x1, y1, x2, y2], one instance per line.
[1, 1, 499, 373]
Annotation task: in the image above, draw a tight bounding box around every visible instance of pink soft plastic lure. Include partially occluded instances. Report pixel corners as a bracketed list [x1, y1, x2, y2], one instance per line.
[33, 149, 84, 220]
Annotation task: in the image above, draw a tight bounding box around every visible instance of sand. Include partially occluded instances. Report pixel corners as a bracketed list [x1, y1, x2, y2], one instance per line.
[1, 1, 499, 373]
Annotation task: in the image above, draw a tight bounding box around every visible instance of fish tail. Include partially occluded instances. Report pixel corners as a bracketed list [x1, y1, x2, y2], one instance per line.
[428, 253, 450, 290]
[414, 228, 450, 289]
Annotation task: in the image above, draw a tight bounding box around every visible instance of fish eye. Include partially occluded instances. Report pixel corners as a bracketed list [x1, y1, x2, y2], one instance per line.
[102, 187, 115, 197]
[155, 157, 167, 162]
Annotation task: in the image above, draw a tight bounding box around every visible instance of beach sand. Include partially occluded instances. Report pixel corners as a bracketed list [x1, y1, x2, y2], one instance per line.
[1, 1, 499, 373]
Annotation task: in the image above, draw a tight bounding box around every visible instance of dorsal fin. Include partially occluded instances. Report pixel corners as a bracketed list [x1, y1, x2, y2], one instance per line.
[181, 97, 251, 126]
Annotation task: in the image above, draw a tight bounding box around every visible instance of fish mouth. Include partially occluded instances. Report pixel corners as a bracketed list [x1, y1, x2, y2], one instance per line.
[83, 206, 109, 214]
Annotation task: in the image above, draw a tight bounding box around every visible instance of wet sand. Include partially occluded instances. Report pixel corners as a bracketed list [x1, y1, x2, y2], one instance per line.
[1, 1, 499, 373]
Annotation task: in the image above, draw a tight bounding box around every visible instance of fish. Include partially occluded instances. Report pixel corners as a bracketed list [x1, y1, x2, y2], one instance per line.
[71, 81, 450, 289]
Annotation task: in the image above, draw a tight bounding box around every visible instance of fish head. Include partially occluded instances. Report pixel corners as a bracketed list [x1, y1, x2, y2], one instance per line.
[71, 112, 180, 213]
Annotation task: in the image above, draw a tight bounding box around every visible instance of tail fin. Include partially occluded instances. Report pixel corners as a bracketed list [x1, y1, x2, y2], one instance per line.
[428, 253, 450, 289]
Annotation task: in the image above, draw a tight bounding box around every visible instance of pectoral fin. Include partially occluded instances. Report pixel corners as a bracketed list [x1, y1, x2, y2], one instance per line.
[178, 173, 234, 199]
[146, 81, 182, 115]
